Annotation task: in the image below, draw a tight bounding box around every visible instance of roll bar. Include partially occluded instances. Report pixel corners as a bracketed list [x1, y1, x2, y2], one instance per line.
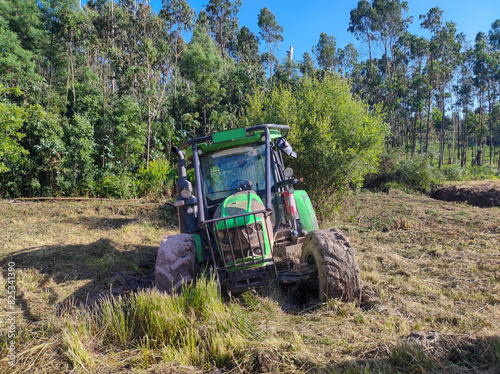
[178, 124, 290, 150]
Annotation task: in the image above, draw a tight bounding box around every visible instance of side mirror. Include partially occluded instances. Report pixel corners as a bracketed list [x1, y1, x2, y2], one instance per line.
[276, 137, 297, 158]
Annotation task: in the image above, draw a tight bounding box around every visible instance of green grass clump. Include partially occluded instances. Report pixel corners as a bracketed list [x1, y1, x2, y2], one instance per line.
[62, 322, 94, 369]
[390, 342, 435, 372]
[84, 275, 258, 369]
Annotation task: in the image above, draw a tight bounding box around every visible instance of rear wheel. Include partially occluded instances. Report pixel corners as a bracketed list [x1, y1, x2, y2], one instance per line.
[155, 233, 197, 293]
[300, 229, 361, 303]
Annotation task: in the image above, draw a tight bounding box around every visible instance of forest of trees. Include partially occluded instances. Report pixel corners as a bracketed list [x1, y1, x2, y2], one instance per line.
[0, 0, 499, 198]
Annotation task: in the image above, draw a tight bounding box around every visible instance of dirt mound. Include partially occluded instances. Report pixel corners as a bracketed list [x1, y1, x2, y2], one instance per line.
[430, 180, 500, 207]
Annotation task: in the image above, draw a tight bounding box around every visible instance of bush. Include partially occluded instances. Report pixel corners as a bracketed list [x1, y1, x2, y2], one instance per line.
[97, 174, 137, 199]
[441, 163, 467, 181]
[136, 158, 176, 199]
[245, 74, 388, 219]
[466, 165, 500, 180]
[365, 151, 443, 193]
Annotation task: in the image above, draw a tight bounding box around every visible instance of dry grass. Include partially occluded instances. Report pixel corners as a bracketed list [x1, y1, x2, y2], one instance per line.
[0, 190, 499, 373]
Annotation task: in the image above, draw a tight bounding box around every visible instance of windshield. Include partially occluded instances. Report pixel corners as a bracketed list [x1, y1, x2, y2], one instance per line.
[200, 144, 272, 202]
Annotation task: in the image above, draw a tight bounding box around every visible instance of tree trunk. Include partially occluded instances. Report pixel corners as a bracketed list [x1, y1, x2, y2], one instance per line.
[476, 90, 484, 167]
[425, 89, 432, 155]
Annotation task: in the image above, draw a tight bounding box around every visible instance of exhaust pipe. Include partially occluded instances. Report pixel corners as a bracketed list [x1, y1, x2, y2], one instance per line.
[172, 146, 191, 199]
[171, 146, 199, 232]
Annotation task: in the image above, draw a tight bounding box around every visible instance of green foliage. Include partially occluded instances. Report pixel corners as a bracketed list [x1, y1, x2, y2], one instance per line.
[112, 95, 145, 170]
[246, 74, 388, 218]
[314, 32, 336, 71]
[466, 165, 500, 180]
[440, 163, 467, 181]
[96, 174, 136, 199]
[0, 20, 41, 90]
[365, 151, 443, 193]
[23, 105, 64, 193]
[0, 84, 28, 173]
[136, 158, 176, 199]
[180, 22, 225, 132]
[61, 114, 96, 195]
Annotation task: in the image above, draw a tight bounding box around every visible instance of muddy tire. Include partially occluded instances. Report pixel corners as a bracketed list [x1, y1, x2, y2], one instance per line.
[155, 233, 197, 293]
[300, 229, 361, 303]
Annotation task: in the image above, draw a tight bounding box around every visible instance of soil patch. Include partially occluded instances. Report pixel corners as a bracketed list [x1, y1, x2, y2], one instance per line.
[430, 180, 500, 207]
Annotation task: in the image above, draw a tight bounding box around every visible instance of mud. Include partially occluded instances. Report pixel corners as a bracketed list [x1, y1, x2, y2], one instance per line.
[430, 180, 500, 208]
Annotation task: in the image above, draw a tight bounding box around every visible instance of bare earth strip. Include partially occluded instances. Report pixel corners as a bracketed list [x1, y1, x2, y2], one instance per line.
[431, 180, 500, 207]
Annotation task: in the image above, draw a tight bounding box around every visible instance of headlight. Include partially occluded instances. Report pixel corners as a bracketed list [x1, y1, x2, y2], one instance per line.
[284, 167, 294, 178]
[180, 189, 191, 199]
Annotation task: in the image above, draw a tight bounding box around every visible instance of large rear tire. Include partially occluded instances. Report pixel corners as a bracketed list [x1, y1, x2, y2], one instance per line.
[300, 229, 361, 303]
[155, 233, 197, 293]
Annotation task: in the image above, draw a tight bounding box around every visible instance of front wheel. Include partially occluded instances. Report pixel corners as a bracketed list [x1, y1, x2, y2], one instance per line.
[300, 229, 361, 303]
[155, 233, 197, 293]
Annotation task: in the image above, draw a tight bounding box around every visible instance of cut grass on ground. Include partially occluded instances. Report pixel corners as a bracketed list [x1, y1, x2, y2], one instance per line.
[0, 189, 499, 373]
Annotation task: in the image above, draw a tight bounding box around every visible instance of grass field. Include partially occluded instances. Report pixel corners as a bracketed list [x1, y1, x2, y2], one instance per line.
[0, 188, 499, 373]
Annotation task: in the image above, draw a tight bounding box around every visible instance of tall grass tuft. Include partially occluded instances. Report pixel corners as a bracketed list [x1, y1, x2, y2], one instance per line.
[90, 275, 258, 368]
[62, 321, 94, 369]
[390, 341, 435, 372]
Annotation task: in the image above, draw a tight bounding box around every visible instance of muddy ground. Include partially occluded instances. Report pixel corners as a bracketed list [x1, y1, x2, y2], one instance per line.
[431, 180, 500, 208]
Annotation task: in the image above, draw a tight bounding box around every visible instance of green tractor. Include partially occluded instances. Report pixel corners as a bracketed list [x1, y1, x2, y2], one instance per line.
[155, 124, 361, 302]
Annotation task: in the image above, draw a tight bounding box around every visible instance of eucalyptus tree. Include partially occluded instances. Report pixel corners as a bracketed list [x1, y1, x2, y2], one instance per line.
[432, 21, 463, 167]
[313, 32, 336, 71]
[406, 34, 429, 153]
[257, 7, 283, 80]
[471, 31, 498, 166]
[180, 18, 224, 135]
[335, 43, 358, 76]
[372, 0, 412, 81]
[348, 0, 375, 60]
[419, 6, 443, 155]
[454, 47, 475, 167]
[205, 0, 241, 58]
[235, 25, 259, 65]
[487, 20, 500, 166]
[38, 0, 80, 92]
[160, 0, 195, 122]
[489, 20, 500, 50]
[299, 52, 315, 77]
[133, 1, 173, 167]
[227, 26, 265, 119]
[349, 0, 411, 145]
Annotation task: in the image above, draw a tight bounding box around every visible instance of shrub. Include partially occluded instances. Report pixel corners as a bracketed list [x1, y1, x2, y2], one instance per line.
[441, 163, 467, 181]
[466, 165, 500, 180]
[136, 158, 176, 199]
[97, 174, 137, 199]
[245, 74, 388, 219]
[365, 151, 443, 193]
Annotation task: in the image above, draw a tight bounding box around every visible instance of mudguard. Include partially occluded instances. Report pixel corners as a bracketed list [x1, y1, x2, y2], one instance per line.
[294, 190, 319, 232]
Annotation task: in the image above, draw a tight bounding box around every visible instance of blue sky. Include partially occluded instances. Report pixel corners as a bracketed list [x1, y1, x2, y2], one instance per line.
[99, 0, 500, 61]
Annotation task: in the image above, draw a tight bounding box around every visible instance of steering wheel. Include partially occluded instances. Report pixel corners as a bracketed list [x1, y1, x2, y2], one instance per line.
[230, 179, 252, 190]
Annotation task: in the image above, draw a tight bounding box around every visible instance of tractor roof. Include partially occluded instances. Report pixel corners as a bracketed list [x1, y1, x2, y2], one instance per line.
[181, 125, 289, 160]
